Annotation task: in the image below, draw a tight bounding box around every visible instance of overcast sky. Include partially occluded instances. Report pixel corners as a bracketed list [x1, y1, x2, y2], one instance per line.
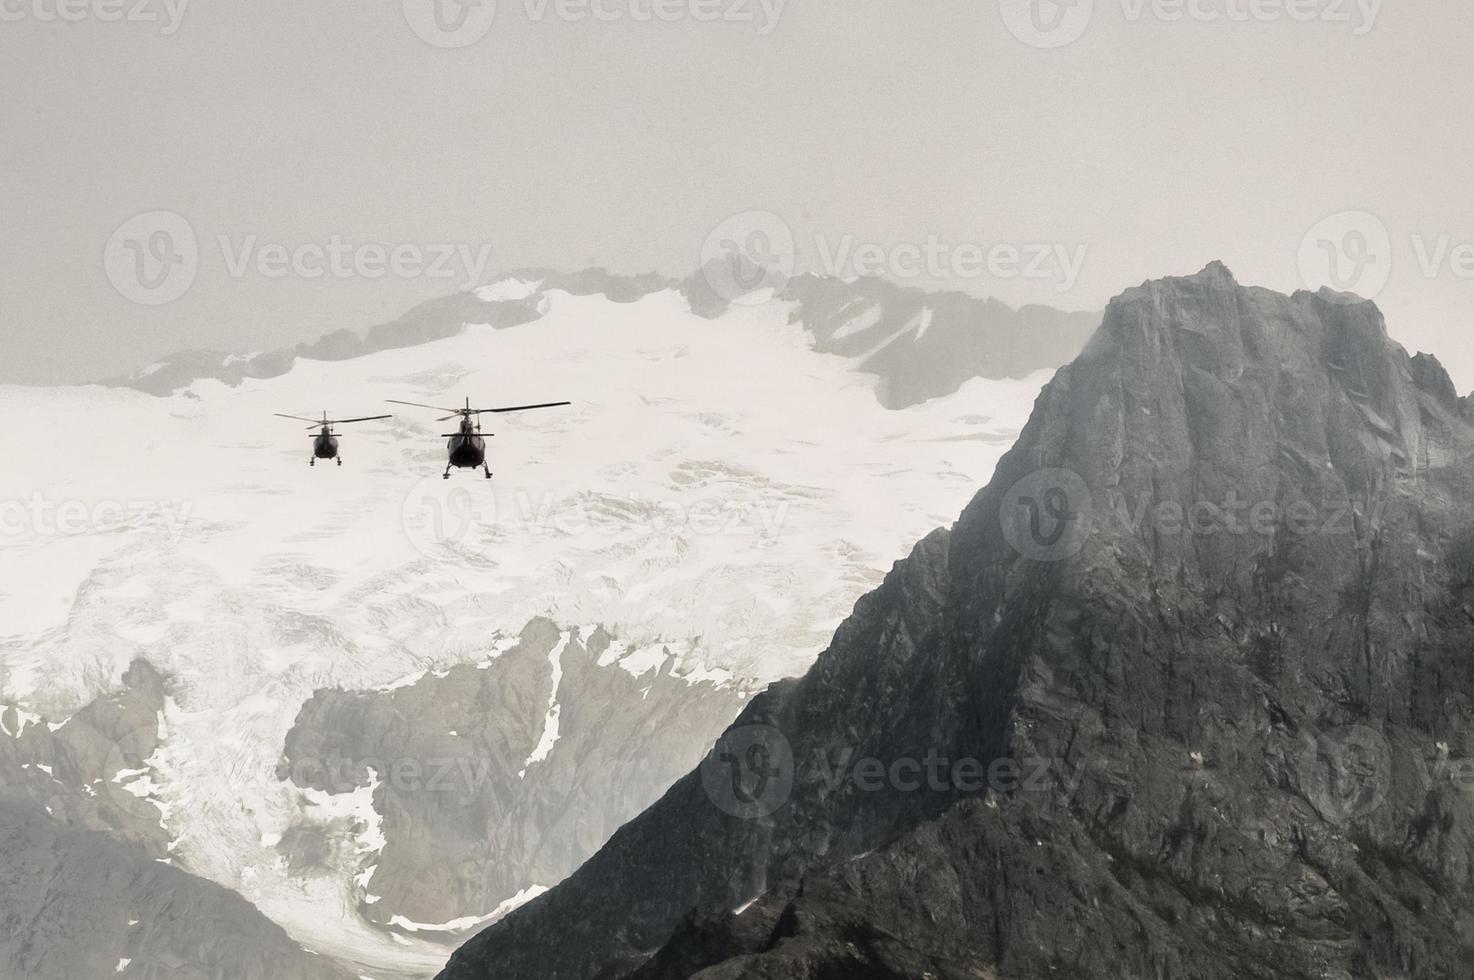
[2, 0, 1472, 386]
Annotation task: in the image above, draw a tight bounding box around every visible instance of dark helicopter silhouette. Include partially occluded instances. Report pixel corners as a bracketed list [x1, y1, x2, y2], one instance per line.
[274, 411, 392, 466]
[387, 397, 570, 479]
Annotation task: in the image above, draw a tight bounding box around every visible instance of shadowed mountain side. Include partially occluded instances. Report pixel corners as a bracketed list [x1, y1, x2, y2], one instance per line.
[437, 263, 1474, 980]
[0, 797, 354, 980]
[0, 662, 354, 980]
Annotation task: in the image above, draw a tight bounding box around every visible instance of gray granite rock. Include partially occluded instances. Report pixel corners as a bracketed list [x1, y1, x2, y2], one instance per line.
[278, 619, 750, 932]
[438, 263, 1474, 979]
[0, 797, 353, 980]
[0, 663, 353, 980]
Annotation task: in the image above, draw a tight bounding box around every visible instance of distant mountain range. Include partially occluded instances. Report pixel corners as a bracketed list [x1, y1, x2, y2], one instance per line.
[103, 267, 1098, 410]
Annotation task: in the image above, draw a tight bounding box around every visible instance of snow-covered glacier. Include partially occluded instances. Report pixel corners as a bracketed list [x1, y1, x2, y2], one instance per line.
[0, 281, 1069, 975]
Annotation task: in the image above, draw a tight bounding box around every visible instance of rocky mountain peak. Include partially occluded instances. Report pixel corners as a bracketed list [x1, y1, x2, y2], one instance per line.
[440, 266, 1474, 980]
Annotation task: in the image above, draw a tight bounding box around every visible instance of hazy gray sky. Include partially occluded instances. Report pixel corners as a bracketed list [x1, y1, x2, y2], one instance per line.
[2, 0, 1472, 386]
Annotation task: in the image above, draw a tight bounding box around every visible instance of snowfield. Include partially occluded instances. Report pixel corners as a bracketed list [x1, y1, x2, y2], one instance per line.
[0, 285, 1048, 972]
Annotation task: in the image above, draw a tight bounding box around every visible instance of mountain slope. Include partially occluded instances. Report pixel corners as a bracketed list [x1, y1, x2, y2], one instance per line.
[106, 268, 1096, 411]
[2, 282, 1056, 974]
[278, 619, 748, 931]
[0, 663, 352, 980]
[439, 262, 1474, 980]
[0, 798, 354, 980]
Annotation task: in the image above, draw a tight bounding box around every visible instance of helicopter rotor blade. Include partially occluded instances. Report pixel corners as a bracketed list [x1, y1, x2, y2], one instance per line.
[324, 415, 393, 425]
[386, 399, 463, 414]
[468, 401, 573, 415]
[274, 413, 325, 425]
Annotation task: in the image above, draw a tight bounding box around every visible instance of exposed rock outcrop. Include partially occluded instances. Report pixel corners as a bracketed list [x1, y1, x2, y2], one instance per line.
[0, 663, 352, 979]
[279, 620, 750, 932]
[439, 263, 1474, 979]
[0, 798, 352, 980]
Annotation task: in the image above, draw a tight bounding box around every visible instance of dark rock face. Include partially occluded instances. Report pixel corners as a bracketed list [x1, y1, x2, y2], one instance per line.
[0, 798, 351, 980]
[0, 660, 174, 854]
[777, 273, 1099, 408]
[278, 619, 749, 931]
[438, 264, 1474, 980]
[0, 661, 351, 979]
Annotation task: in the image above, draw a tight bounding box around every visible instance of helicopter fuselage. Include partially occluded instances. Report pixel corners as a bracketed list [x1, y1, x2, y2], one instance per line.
[446, 418, 487, 468]
[312, 430, 341, 459]
[446, 433, 487, 468]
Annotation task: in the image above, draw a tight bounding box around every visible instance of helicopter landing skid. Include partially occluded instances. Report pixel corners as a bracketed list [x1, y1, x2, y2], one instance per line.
[442, 463, 493, 479]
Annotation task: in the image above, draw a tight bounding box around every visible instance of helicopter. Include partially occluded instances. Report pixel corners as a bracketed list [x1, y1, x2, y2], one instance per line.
[387, 397, 570, 479]
[274, 411, 393, 466]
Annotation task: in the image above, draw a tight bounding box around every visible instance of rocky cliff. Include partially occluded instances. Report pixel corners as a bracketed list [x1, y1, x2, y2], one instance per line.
[439, 263, 1474, 980]
[278, 619, 749, 931]
[0, 662, 353, 980]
